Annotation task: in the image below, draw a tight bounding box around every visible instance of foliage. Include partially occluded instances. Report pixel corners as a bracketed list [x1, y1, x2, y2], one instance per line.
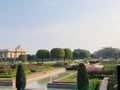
[50, 48, 65, 62]
[108, 73, 117, 90]
[64, 48, 73, 61]
[88, 63, 116, 79]
[73, 49, 90, 59]
[94, 47, 120, 59]
[88, 79, 100, 90]
[16, 64, 26, 90]
[36, 49, 50, 63]
[53, 62, 68, 67]
[27, 54, 36, 62]
[87, 66, 101, 72]
[77, 63, 89, 90]
[10, 64, 18, 69]
[18, 54, 27, 62]
[90, 54, 97, 59]
[0, 75, 12, 78]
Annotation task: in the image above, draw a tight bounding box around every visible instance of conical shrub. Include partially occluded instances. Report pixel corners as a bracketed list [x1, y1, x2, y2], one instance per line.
[16, 64, 26, 90]
[77, 63, 89, 90]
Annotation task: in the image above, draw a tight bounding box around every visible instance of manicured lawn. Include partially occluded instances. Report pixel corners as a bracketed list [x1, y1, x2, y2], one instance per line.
[58, 72, 77, 82]
[54, 71, 100, 90]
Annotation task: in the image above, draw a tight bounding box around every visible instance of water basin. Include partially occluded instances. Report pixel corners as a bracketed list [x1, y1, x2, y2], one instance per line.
[0, 71, 76, 90]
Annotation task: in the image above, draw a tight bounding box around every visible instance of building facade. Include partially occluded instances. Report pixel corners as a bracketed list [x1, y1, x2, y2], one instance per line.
[0, 45, 26, 58]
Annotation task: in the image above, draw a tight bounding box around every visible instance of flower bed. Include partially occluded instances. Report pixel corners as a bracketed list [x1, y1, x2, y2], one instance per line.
[87, 66, 101, 72]
[0, 64, 55, 80]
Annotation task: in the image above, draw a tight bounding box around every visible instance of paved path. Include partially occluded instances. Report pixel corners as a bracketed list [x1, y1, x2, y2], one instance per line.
[99, 77, 109, 90]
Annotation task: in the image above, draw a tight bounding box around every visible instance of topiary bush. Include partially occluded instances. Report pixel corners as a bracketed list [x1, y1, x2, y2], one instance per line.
[16, 64, 26, 90]
[77, 63, 89, 90]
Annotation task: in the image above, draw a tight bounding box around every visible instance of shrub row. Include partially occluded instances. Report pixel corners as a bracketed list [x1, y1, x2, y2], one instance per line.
[0, 75, 12, 78]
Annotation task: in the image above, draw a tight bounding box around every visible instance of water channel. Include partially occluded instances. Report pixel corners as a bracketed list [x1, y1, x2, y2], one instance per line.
[0, 71, 75, 90]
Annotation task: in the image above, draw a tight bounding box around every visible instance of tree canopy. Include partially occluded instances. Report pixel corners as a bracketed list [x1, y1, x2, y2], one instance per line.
[73, 49, 90, 59]
[94, 47, 120, 59]
[36, 49, 50, 63]
[18, 54, 27, 62]
[64, 48, 73, 60]
[27, 54, 36, 60]
[50, 48, 65, 61]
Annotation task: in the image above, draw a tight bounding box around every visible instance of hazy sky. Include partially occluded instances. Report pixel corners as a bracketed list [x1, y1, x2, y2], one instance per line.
[0, 0, 120, 54]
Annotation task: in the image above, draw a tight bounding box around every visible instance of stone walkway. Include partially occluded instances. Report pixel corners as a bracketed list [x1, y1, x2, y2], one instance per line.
[99, 77, 109, 90]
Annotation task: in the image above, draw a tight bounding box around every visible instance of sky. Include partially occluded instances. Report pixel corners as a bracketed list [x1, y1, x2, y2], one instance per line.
[0, 0, 120, 54]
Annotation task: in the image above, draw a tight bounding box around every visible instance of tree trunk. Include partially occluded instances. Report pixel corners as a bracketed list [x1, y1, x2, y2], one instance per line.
[37, 59, 39, 64]
[42, 58, 43, 64]
[64, 57, 65, 63]
[57, 57, 58, 63]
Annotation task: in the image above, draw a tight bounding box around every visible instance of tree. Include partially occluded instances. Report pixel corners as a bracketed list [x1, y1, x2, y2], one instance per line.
[27, 54, 36, 64]
[16, 64, 26, 90]
[73, 49, 90, 59]
[18, 54, 27, 62]
[9, 58, 15, 64]
[73, 49, 81, 59]
[77, 63, 89, 90]
[50, 48, 65, 63]
[90, 54, 97, 59]
[64, 48, 73, 63]
[36, 49, 50, 64]
[79, 51, 90, 59]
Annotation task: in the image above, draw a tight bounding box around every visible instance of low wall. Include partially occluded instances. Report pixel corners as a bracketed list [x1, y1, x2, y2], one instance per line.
[47, 82, 76, 89]
[0, 80, 13, 86]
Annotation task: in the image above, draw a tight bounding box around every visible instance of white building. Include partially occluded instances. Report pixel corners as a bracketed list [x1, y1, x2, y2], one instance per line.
[0, 45, 26, 58]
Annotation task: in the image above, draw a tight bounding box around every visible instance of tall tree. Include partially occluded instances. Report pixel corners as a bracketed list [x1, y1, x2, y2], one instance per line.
[50, 48, 65, 63]
[16, 64, 26, 90]
[27, 54, 36, 64]
[18, 54, 27, 62]
[79, 51, 90, 59]
[64, 48, 73, 63]
[36, 49, 50, 64]
[77, 63, 89, 90]
[73, 49, 90, 59]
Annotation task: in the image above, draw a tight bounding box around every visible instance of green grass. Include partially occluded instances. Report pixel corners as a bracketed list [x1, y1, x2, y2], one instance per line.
[58, 72, 77, 82]
[56, 72, 100, 90]
[88, 79, 100, 90]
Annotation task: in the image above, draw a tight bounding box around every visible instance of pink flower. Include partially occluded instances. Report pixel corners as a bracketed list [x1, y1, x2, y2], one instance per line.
[87, 66, 101, 72]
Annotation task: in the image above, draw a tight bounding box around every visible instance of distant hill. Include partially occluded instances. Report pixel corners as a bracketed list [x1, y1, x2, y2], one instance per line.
[94, 47, 120, 59]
